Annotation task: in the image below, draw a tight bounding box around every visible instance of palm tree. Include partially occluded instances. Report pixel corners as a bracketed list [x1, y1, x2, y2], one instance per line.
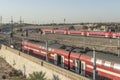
[52, 74, 60, 80]
[29, 71, 47, 80]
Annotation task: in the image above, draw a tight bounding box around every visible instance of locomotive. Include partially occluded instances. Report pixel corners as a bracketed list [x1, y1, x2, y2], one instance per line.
[22, 40, 120, 80]
[42, 29, 120, 38]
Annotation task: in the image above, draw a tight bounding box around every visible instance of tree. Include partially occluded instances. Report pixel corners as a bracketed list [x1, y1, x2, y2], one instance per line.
[69, 26, 75, 30]
[52, 74, 60, 80]
[19, 28, 23, 32]
[29, 71, 47, 80]
[26, 30, 28, 37]
[82, 26, 88, 30]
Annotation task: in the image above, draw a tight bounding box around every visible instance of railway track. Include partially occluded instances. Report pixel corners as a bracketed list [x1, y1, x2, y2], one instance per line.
[13, 33, 118, 54]
[0, 33, 119, 54]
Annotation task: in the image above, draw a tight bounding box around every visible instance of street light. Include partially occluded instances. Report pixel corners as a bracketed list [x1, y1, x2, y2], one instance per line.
[10, 16, 13, 47]
[118, 38, 120, 57]
[0, 16, 2, 27]
[93, 48, 96, 80]
[46, 40, 48, 61]
[64, 18, 66, 25]
[83, 36, 86, 50]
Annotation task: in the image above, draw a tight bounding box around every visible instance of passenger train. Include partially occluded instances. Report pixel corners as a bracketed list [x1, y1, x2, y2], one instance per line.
[42, 29, 120, 38]
[22, 40, 120, 80]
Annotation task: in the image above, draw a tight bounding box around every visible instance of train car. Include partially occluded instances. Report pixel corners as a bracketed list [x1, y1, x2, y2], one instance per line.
[68, 30, 86, 36]
[22, 40, 84, 71]
[54, 46, 73, 68]
[80, 51, 120, 80]
[42, 29, 120, 39]
[53, 30, 68, 34]
[86, 31, 112, 38]
[69, 48, 88, 73]
[22, 40, 73, 68]
[111, 32, 120, 38]
[22, 41, 47, 58]
[42, 29, 53, 34]
[22, 40, 120, 80]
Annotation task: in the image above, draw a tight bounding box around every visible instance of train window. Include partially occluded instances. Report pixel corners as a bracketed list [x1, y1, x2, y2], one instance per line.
[39, 46, 41, 48]
[48, 48, 51, 51]
[43, 47, 45, 49]
[81, 63, 84, 69]
[60, 45, 66, 49]
[73, 51, 76, 53]
[41, 46, 44, 49]
[51, 49, 54, 52]
[61, 57, 63, 63]
[104, 77, 110, 80]
[91, 58, 102, 65]
[73, 60, 75, 64]
[113, 63, 120, 70]
[91, 58, 94, 63]
[104, 61, 111, 68]
[96, 59, 102, 65]
[76, 60, 79, 67]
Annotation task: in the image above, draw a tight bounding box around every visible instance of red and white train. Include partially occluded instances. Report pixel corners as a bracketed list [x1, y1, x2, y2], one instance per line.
[42, 29, 120, 38]
[22, 40, 120, 80]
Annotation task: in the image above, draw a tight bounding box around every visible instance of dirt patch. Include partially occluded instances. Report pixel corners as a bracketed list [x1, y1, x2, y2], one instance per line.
[0, 57, 28, 80]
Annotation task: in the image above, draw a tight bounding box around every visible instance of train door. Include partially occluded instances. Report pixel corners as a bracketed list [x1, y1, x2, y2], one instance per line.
[105, 33, 108, 37]
[112, 33, 116, 38]
[54, 54, 58, 65]
[81, 61, 86, 76]
[87, 32, 89, 36]
[54, 54, 64, 67]
[68, 31, 70, 34]
[75, 60, 81, 73]
[57, 55, 61, 66]
[81, 32, 84, 36]
[29, 49, 33, 55]
[61, 56, 65, 67]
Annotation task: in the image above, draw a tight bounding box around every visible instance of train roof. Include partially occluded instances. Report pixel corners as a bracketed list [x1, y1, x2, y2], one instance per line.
[49, 43, 74, 52]
[25, 40, 120, 64]
[85, 51, 120, 64]
[26, 40, 73, 52]
[27, 40, 46, 45]
[71, 48, 87, 53]
[49, 43, 63, 49]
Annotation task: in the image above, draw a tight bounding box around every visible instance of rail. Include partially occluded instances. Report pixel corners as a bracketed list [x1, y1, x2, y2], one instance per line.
[15, 35, 117, 48]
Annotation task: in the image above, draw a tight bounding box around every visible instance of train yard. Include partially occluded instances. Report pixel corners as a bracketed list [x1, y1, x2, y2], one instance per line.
[22, 35, 120, 80]
[12, 32, 119, 55]
[0, 27, 120, 80]
[0, 30, 119, 55]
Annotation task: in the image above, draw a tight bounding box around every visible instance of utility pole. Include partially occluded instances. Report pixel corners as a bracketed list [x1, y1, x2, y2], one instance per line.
[10, 16, 13, 46]
[52, 20, 54, 29]
[20, 16, 22, 26]
[11, 16, 13, 32]
[83, 36, 86, 50]
[118, 38, 120, 57]
[46, 40, 48, 61]
[93, 48, 96, 80]
[64, 18, 66, 25]
[0, 16, 2, 27]
[25, 29, 28, 40]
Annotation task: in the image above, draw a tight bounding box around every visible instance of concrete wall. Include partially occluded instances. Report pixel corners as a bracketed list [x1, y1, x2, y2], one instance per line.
[0, 45, 88, 80]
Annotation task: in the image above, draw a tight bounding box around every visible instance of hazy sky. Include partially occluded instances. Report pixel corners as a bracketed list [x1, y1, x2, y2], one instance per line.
[0, 0, 120, 23]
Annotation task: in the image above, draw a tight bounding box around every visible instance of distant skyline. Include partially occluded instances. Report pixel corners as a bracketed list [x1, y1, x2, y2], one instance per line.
[0, 0, 120, 24]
